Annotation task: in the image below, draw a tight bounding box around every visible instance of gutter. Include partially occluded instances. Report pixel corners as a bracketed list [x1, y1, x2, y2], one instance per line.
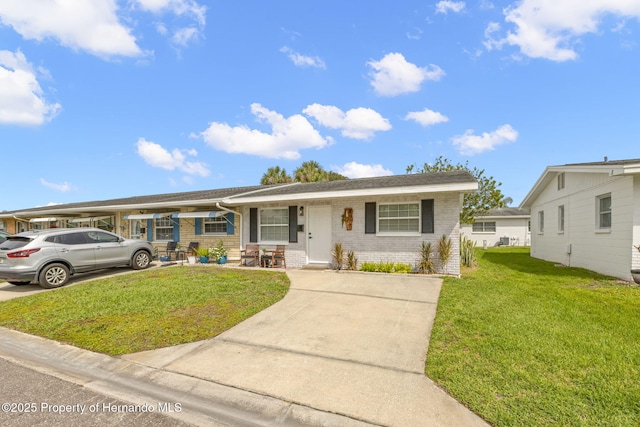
[216, 202, 243, 258]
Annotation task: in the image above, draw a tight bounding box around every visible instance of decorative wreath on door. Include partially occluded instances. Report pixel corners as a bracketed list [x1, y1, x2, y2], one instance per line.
[341, 208, 353, 231]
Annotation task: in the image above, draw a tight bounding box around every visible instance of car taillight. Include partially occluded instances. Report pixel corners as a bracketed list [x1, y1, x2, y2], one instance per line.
[7, 248, 41, 258]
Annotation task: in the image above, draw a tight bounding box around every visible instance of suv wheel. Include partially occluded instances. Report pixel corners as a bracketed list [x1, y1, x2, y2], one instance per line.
[132, 250, 151, 270]
[39, 263, 70, 289]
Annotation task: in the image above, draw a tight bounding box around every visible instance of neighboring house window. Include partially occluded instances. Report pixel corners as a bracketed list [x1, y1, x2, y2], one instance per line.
[378, 203, 420, 233]
[558, 205, 565, 233]
[597, 194, 612, 229]
[538, 211, 544, 233]
[204, 216, 227, 234]
[155, 216, 173, 241]
[528, 220, 531, 232]
[0, 220, 5, 231]
[557, 172, 565, 190]
[472, 221, 496, 232]
[130, 220, 143, 239]
[260, 208, 289, 242]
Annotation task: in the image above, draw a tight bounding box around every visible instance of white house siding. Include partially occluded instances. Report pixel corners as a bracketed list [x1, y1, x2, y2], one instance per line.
[241, 192, 463, 275]
[633, 175, 640, 270]
[530, 171, 635, 280]
[460, 217, 530, 247]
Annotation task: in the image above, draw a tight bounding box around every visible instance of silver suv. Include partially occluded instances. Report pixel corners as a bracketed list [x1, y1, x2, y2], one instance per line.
[0, 228, 154, 289]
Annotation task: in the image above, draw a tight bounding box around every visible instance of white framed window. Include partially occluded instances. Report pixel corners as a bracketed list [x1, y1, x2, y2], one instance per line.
[260, 208, 289, 242]
[378, 202, 420, 234]
[596, 194, 611, 230]
[557, 172, 565, 190]
[204, 216, 227, 234]
[130, 219, 143, 240]
[155, 216, 173, 241]
[0, 220, 5, 231]
[538, 211, 545, 233]
[558, 205, 564, 233]
[472, 221, 496, 233]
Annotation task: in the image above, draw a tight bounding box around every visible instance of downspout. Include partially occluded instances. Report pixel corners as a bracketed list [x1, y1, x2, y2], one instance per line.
[216, 202, 243, 258]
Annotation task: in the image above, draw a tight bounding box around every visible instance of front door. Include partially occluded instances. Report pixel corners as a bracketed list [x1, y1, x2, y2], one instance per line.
[307, 206, 332, 264]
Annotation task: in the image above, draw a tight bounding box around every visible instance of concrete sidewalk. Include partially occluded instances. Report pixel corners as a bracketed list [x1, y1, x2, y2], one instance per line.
[123, 270, 488, 426]
[0, 270, 490, 426]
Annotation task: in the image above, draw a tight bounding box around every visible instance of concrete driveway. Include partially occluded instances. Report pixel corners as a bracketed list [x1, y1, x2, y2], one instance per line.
[124, 270, 488, 427]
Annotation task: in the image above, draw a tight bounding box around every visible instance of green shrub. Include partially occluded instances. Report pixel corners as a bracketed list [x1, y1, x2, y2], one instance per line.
[418, 241, 435, 274]
[393, 263, 413, 273]
[360, 262, 378, 272]
[438, 234, 452, 274]
[346, 250, 358, 271]
[331, 242, 345, 270]
[359, 261, 412, 274]
[460, 235, 476, 268]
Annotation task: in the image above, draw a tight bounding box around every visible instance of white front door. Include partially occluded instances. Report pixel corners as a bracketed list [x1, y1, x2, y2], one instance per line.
[307, 206, 332, 263]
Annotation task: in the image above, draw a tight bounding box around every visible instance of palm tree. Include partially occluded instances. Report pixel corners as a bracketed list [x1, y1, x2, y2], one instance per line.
[260, 166, 293, 185]
[294, 160, 326, 183]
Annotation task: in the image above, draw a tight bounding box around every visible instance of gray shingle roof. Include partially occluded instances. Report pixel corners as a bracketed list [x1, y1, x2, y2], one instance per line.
[2, 171, 476, 216]
[480, 207, 530, 217]
[560, 158, 640, 167]
[227, 171, 477, 199]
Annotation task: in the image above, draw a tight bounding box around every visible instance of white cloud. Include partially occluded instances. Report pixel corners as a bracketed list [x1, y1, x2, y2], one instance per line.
[172, 26, 199, 46]
[452, 124, 518, 155]
[367, 52, 445, 97]
[303, 104, 391, 140]
[198, 103, 332, 160]
[435, 1, 466, 14]
[134, 0, 206, 47]
[0, 50, 61, 125]
[40, 178, 74, 192]
[136, 138, 210, 176]
[405, 108, 449, 127]
[0, 0, 144, 58]
[333, 162, 393, 179]
[280, 46, 326, 69]
[485, 0, 640, 61]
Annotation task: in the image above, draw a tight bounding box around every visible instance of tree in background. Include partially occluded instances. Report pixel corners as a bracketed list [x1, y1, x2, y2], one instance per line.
[260, 166, 293, 185]
[408, 155, 507, 224]
[260, 161, 347, 184]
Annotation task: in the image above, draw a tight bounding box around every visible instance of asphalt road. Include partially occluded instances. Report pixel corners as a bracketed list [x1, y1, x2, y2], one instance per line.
[0, 357, 194, 427]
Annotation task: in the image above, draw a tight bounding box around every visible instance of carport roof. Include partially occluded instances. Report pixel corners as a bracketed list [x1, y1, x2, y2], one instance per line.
[1, 171, 477, 218]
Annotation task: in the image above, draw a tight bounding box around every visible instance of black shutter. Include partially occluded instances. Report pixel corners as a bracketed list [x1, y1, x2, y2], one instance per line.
[289, 206, 298, 243]
[422, 199, 434, 234]
[249, 208, 258, 242]
[365, 202, 376, 234]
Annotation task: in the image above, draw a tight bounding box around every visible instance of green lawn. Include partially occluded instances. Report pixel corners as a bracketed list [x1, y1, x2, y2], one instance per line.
[0, 267, 289, 356]
[427, 247, 640, 426]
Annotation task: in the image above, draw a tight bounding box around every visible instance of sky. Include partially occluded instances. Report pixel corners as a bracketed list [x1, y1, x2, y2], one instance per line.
[1, 0, 639, 212]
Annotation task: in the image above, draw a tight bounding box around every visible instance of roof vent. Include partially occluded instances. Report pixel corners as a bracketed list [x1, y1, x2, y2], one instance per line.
[604, 156, 608, 162]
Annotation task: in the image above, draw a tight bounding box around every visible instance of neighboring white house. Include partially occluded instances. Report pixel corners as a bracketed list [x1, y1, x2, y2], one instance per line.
[520, 158, 640, 282]
[460, 208, 530, 248]
[1, 171, 478, 275]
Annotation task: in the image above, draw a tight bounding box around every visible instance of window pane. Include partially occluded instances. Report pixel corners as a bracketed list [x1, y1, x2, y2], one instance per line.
[472, 222, 483, 232]
[260, 225, 288, 241]
[485, 222, 496, 232]
[204, 217, 227, 234]
[378, 203, 419, 232]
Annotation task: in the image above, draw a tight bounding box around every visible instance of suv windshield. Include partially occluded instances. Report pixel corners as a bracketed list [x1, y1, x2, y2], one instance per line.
[0, 237, 32, 250]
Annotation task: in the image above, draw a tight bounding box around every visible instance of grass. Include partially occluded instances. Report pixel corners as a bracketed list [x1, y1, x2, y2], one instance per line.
[0, 267, 289, 356]
[426, 247, 640, 426]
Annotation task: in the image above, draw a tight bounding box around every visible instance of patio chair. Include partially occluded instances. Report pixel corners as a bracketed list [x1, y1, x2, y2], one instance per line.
[163, 241, 178, 260]
[240, 244, 260, 266]
[263, 245, 286, 268]
[272, 245, 286, 268]
[186, 241, 200, 256]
